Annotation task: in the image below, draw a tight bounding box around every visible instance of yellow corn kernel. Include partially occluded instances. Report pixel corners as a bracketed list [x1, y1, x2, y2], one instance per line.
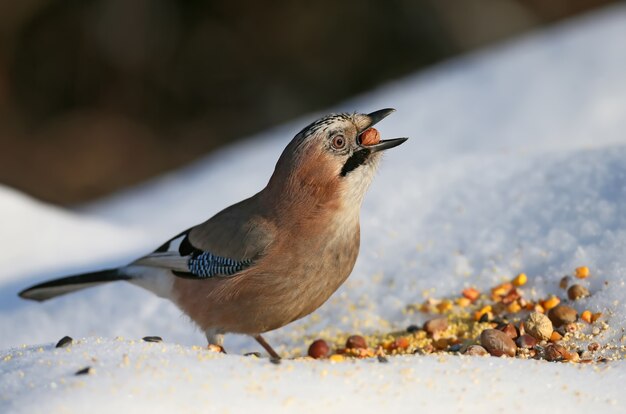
[550, 331, 562, 342]
[437, 300, 453, 313]
[507, 301, 522, 313]
[462, 287, 480, 302]
[512, 273, 527, 286]
[581, 310, 592, 323]
[533, 303, 545, 314]
[474, 305, 492, 321]
[542, 296, 560, 311]
[456, 297, 471, 307]
[329, 354, 345, 362]
[491, 283, 512, 297]
[575, 266, 590, 279]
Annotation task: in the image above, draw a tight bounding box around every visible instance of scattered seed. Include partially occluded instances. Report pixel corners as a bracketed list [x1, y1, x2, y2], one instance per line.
[507, 301, 522, 313]
[542, 296, 560, 311]
[499, 323, 518, 339]
[424, 317, 448, 335]
[588, 342, 600, 352]
[329, 354, 345, 363]
[465, 345, 489, 356]
[394, 337, 410, 349]
[480, 329, 517, 357]
[462, 287, 480, 302]
[575, 266, 590, 279]
[74, 366, 94, 376]
[244, 352, 261, 358]
[55, 336, 73, 348]
[516, 334, 538, 349]
[377, 355, 389, 363]
[406, 324, 420, 333]
[559, 276, 571, 290]
[563, 350, 580, 362]
[567, 284, 590, 300]
[549, 331, 563, 342]
[544, 344, 567, 362]
[308, 340, 330, 359]
[581, 310, 592, 323]
[447, 343, 463, 353]
[512, 273, 527, 287]
[548, 305, 578, 327]
[142, 336, 163, 343]
[345, 335, 368, 350]
[524, 312, 553, 341]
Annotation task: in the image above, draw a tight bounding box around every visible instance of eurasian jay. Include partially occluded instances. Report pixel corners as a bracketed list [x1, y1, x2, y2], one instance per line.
[19, 108, 407, 359]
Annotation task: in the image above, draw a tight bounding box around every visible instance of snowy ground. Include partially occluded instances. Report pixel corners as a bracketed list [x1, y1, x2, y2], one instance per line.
[2, 4, 626, 413]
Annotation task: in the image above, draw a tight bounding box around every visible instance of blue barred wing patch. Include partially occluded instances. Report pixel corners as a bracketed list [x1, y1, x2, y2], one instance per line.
[187, 252, 252, 278]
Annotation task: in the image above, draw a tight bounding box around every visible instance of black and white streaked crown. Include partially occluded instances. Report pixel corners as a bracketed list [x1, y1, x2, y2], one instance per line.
[297, 113, 356, 139]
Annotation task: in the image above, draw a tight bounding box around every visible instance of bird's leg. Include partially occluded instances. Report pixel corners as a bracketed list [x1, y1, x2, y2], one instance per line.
[205, 329, 226, 353]
[253, 334, 281, 360]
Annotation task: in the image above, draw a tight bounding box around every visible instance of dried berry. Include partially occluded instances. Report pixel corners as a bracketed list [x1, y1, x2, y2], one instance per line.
[308, 339, 330, 359]
[480, 329, 517, 357]
[423, 317, 448, 335]
[345, 335, 367, 350]
[548, 305, 578, 327]
[524, 312, 553, 341]
[567, 284, 590, 300]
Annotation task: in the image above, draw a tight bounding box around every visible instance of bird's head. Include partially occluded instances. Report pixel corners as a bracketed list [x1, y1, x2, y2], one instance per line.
[268, 109, 407, 208]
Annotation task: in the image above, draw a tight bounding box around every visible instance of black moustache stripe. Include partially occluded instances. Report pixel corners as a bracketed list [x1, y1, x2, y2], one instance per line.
[340, 149, 370, 177]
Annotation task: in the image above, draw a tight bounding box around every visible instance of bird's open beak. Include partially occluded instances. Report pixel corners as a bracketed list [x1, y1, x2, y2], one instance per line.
[359, 108, 408, 153]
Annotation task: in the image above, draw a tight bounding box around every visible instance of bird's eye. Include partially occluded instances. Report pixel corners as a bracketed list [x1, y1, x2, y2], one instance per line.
[332, 135, 346, 149]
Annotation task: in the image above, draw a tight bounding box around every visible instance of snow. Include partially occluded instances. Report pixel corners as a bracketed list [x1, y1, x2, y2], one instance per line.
[2, 4, 626, 413]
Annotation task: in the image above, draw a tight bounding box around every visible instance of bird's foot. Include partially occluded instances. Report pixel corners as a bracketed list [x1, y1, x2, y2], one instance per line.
[253, 334, 281, 361]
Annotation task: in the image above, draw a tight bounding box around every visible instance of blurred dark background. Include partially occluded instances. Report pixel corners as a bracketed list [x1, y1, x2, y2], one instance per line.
[0, 0, 617, 205]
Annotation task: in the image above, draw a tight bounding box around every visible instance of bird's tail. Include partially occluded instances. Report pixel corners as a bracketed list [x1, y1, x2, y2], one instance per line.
[18, 269, 131, 302]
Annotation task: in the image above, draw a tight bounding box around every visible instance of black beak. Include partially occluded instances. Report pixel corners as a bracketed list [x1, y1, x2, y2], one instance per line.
[361, 108, 396, 132]
[365, 137, 408, 153]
